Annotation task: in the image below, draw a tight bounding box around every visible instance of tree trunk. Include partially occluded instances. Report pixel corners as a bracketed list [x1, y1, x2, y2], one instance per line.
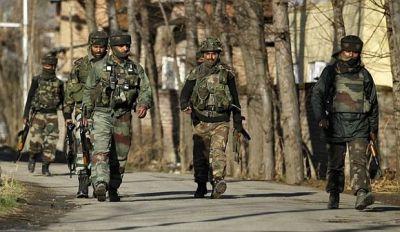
[331, 0, 346, 53]
[127, 0, 143, 151]
[179, 0, 198, 172]
[273, 0, 304, 184]
[214, 0, 233, 66]
[387, 0, 400, 179]
[139, 0, 164, 163]
[234, 0, 275, 180]
[85, 0, 97, 32]
[108, 0, 119, 32]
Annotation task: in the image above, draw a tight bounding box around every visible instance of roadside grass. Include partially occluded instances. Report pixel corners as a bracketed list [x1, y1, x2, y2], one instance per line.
[0, 175, 25, 214]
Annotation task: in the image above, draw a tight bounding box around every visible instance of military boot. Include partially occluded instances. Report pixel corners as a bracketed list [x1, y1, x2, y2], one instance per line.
[28, 157, 36, 173]
[109, 188, 120, 202]
[76, 172, 89, 198]
[355, 189, 374, 210]
[327, 192, 340, 209]
[41, 163, 51, 176]
[194, 182, 207, 198]
[211, 178, 227, 199]
[94, 182, 107, 202]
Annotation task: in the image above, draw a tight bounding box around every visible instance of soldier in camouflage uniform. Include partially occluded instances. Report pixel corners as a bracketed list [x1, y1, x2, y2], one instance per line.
[312, 35, 379, 210]
[64, 30, 108, 198]
[23, 55, 64, 176]
[180, 37, 244, 199]
[82, 31, 153, 202]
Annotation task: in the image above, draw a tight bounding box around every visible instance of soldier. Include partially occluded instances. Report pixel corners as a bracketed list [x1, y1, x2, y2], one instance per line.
[64, 30, 108, 198]
[180, 37, 244, 199]
[82, 31, 153, 202]
[312, 35, 379, 210]
[23, 54, 64, 176]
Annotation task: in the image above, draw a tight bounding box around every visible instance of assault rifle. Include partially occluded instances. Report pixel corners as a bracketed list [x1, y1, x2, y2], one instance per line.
[15, 111, 36, 162]
[66, 122, 77, 178]
[230, 104, 251, 164]
[368, 140, 382, 179]
[80, 106, 91, 169]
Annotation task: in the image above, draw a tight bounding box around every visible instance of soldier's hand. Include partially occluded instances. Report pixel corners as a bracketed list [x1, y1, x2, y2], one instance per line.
[23, 118, 27, 125]
[82, 118, 89, 127]
[65, 119, 73, 126]
[137, 106, 148, 118]
[318, 118, 329, 129]
[370, 132, 377, 143]
[183, 106, 192, 114]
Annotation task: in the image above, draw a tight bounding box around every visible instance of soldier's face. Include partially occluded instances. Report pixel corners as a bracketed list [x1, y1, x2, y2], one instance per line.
[113, 44, 130, 58]
[342, 50, 359, 59]
[91, 45, 107, 58]
[204, 52, 218, 62]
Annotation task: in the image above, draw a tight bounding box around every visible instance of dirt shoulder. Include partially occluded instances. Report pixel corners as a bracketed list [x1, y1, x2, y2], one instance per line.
[0, 181, 75, 231]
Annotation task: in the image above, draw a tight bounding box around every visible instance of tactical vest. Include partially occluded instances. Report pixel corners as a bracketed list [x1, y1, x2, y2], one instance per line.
[94, 59, 140, 110]
[190, 67, 232, 118]
[32, 75, 62, 110]
[332, 71, 371, 113]
[67, 57, 91, 102]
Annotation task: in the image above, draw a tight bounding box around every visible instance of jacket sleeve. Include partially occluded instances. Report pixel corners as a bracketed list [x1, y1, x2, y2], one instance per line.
[63, 66, 78, 119]
[179, 68, 197, 110]
[227, 72, 242, 124]
[82, 66, 98, 118]
[136, 65, 153, 109]
[311, 65, 332, 123]
[364, 70, 379, 133]
[23, 77, 38, 118]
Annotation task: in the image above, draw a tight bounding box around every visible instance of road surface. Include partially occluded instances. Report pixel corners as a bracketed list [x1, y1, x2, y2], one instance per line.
[1, 161, 400, 231]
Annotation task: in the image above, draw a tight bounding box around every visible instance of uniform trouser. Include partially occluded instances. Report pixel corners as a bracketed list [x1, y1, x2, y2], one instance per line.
[29, 112, 59, 163]
[192, 121, 229, 183]
[326, 138, 371, 195]
[91, 111, 131, 190]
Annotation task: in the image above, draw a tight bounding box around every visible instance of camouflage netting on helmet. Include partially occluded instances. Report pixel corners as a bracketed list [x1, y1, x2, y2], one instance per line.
[199, 37, 223, 53]
[89, 30, 108, 46]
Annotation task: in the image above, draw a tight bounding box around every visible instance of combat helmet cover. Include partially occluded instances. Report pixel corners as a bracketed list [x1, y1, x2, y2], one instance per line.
[109, 31, 131, 46]
[199, 37, 223, 53]
[88, 30, 108, 46]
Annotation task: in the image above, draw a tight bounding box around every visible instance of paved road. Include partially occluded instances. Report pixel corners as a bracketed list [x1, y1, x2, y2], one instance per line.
[1, 161, 400, 231]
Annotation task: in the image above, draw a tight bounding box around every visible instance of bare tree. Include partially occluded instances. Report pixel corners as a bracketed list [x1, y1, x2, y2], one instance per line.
[127, 0, 143, 151]
[139, 0, 164, 163]
[331, 0, 346, 53]
[85, 0, 97, 32]
[387, 0, 400, 178]
[214, 0, 233, 66]
[273, 0, 304, 184]
[234, 0, 275, 180]
[108, 0, 119, 32]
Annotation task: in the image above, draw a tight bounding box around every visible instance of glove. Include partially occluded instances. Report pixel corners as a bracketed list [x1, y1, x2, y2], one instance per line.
[318, 118, 329, 129]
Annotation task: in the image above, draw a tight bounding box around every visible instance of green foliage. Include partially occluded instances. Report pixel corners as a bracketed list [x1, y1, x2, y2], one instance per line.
[0, 175, 25, 213]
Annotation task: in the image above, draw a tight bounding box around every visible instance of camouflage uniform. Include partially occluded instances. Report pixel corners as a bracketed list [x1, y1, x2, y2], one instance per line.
[23, 55, 63, 176]
[312, 35, 379, 209]
[180, 37, 243, 198]
[83, 32, 153, 202]
[64, 30, 108, 198]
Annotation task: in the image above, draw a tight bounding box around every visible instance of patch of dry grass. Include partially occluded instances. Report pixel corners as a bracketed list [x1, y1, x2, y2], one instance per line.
[0, 175, 25, 214]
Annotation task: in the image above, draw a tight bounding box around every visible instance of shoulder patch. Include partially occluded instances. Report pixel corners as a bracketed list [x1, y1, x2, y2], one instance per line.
[73, 57, 84, 66]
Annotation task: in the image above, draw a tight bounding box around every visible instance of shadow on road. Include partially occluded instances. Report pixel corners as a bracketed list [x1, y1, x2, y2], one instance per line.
[364, 206, 400, 212]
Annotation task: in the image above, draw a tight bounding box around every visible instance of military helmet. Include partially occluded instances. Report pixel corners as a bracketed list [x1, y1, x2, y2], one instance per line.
[41, 54, 58, 65]
[199, 37, 223, 53]
[109, 31, 131, 46]
[88, 30, 108, 46]
[341, 35, 363, 53]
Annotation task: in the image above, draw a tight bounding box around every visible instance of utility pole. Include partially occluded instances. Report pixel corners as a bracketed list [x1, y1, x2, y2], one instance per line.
[0, 0, 29, 108]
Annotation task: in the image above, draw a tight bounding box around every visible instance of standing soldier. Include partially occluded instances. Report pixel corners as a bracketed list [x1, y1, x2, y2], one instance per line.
[82, 31, 153, 202]
[23, 54, 64, 176]
[180, 37, 244, 199]
[64, 30, 108, 198]
[312, 35, 379, 210]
